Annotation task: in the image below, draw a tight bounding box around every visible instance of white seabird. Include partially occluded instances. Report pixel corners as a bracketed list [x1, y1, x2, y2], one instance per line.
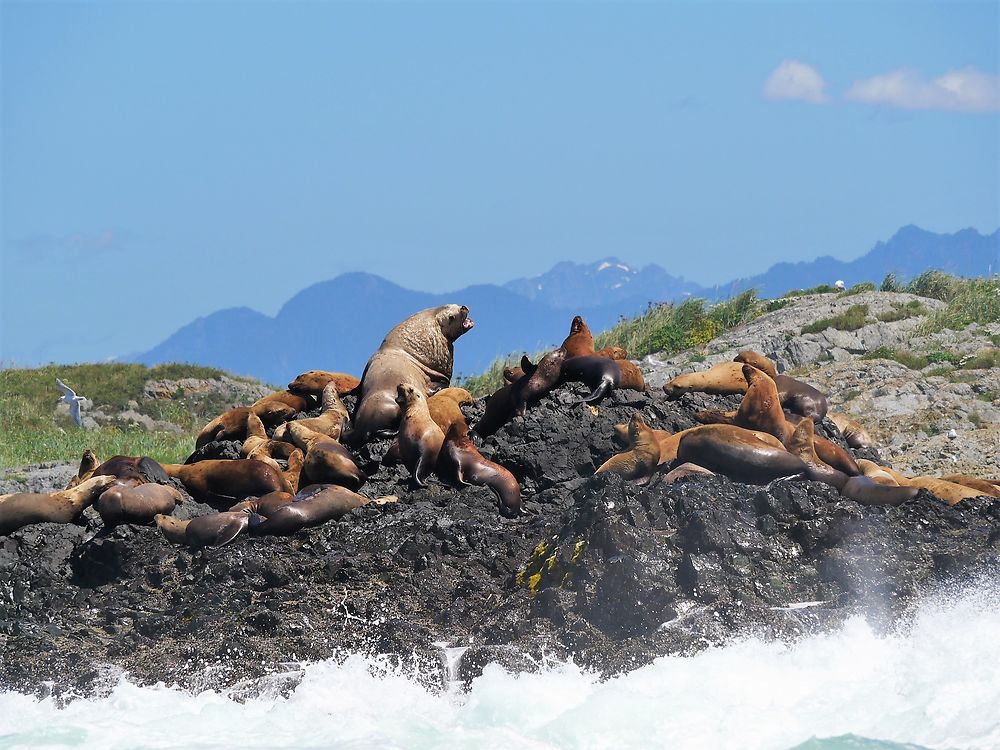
[56, 378, 86, 427]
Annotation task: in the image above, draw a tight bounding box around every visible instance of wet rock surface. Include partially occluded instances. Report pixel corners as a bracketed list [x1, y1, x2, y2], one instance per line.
[2, 383, 999, 696]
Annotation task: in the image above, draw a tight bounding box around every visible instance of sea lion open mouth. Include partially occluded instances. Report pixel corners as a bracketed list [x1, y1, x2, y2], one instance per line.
[463, 317, 475, 330]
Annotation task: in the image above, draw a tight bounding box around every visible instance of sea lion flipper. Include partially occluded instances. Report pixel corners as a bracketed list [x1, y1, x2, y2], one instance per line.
[413, 451, 434, 487]
[573, 378, 612, 405]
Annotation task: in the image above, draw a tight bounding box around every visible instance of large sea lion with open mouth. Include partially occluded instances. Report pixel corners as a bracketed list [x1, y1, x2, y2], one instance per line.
[161, 459, 292, 508]
[347, 304, 474, 445]
[248, 484, 398, 536]
[0, 475, 118, 535]
[436, 422, 522, 517]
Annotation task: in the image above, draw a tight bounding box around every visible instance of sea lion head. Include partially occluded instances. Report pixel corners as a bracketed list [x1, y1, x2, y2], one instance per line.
[395, 383, 424, 409]
[570, 315, 587, 335]
[436, 304, 474, 340]
[628, 411, 650, 441]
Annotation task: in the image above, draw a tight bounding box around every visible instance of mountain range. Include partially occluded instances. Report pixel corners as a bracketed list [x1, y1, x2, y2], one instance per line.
[132, 225, 998, 384]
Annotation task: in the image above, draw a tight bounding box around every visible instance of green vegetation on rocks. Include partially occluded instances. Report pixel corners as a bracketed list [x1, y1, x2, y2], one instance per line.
[801, 304, 870, 334]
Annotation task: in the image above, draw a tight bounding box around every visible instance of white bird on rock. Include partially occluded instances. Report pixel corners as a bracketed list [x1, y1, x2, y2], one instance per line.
[56, 378, 86, 427]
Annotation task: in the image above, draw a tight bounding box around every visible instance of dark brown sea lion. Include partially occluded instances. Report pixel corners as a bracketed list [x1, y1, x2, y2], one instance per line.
[502, 366, 525, 384]
[287, 370, 362, 398]
[161, 459, 292, 508]
[940, 474, 1000, 497]
[66, 449, 101, 489]
[829, 412, 876, 449]
[155, 511, 250, 549]
[436, 422, 522, 517]
[96, 483, 184, 529]
[0, 475, 118, 535]
[513, 349, 567, 414]
[272, 382, 350, 442]
[473, 382, 518, 438]
[284, 422, 365, 490]
[732, 352, 829, 420]
[560, 355, 621, 403]
[92, 455, 169, 486]
[349, 304, 474, 445]
[248, 484, 398, 536]
[676, 424, 809, 484]
[229, 490, 295, 516]
[396, 384, 445, 486]
[595, 412, 660, 482]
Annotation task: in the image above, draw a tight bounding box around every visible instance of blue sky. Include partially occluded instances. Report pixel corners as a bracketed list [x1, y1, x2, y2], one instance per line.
[2, 1, 998, 365]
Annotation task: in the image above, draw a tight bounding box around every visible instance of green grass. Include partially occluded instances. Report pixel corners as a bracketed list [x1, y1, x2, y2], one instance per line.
[784, 284, 839, 298]
[0, 363, 264, 468]
[459, 350, 549, 398]
[801, 304, 870, 334]
[918, 277, 1000, 334]
[876, 300, 927, 323]
[859, 346, 998, 372]
[841, 282, 876, 296]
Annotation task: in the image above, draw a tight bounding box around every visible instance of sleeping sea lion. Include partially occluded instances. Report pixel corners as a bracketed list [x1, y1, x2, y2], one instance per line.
[857, 459, 900, 486]
[939, 474, 1000, 497]
[0, 475, 118, 535]
[287, 370, 362, 398]
[195, 404, 295, 450]
[229, 490, 295, 516]
[161, 459, 292, 508]
[272, 382, 350, 442]
[92, 455, 169, 486]
[436, 422, 522, 517]
[248, 484, 398, 536]
[349, 304, 474, 445]
[828, 412, 875, 449]
[155, 511, 250, 549]
[676, 424, 809, 484]
[284, 422, 365, 490]
[252, 390, 311, 416]
[96, 483, 184, 529]
[396, 384, 445, 486]
[595, 412, 660, 482]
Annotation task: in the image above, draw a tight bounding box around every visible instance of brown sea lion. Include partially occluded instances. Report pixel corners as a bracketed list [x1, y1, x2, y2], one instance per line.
[676, 424, 809, 484]
[785, 419, 848, 490]
[829, 413, 876, 449]
[284, 422, 365, 490]
[595, 346, 629, 360]
[96, 483, 184, 529]
[92, 455, 169, 486]
[841, 476, 919, 506]
[856, 459, 900, 486]
[252, 390, 311, 415]
[248, 484, 398, 536]
[436, 422, 522, 517]
[502, 366, 525, 384]
[664, 362, 755, 397]
[287, 370, 362, 398]
[513, 349, 567, 414]
[0, 475, 118, 535]
[396, 384, 445, 486]
[902, 477, 988, 505]
[349, 304, 474, 445]
[427, 388, 472, 435]
[155, 511, 250, 549]
[732, 351, 779, 378]
[940, 474, 1000, 497]
[560, 316, 628, 359]
[734, 352, 828, 421]
[195, 404, 295, 450]
[240, 413, 300, 469]
[661, 462, 716, 484]
[595, 412, 660, 482]
[473, 382, 518, 438]
[273, 382, 350, 442]
[66, 449, 101, 489]
[229, 490, 294, 516]
[161, 459, 292, 508]
[560, 355, 621, 403]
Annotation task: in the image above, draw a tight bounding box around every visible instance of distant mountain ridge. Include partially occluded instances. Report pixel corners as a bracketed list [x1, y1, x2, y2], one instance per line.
[132, 225, 998, 382]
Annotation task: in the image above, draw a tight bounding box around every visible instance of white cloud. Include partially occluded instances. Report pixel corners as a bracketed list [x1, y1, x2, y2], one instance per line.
[762, 60, 829, 104]
[845, 66, 1000, 113]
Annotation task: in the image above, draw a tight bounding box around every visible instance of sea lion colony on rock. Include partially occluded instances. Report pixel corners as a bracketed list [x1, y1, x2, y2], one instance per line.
[3, 310, 997, 546]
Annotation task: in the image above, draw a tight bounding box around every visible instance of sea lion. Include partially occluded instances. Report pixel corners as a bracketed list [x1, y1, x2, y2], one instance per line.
[513, 349, 567, 414]
[940, 474, 1000, 498]
[473, 382, 518, 438]
[95, 483, 184, 529]
[349, 304, 474, 445]
[161, 459, 292, 508]
[784, 419, 848, 490]
[560, 355, 621, 403]
[660, 462, 716, 484]
[436, 422, 522, 517]
[427, 387, 473, 435]
[248, 484, 398, 536]
[229, 490, 295, 516]
[272, 382, 350, 442]
[502, 366, 525, 384]
[856, 459, 900, 486]
[560, 316, 628, 359]
[664, 362, 766, 397]
[732, 352, 828, 421]
[396, 384, 445, 486]
[284, 422, 365, 490]
[252, 390, 311, 415]
[595, 412, 660, 482]
[195, 404, 294, 450]
[0, 475, 118, 535]
[676, 424, 809, 484]
[155, 511, 249, 549]
[66, 449, 100, 489]
[829, 412, 876, 449]
[840, 476, 919, 506]
[92, 455, 169, 486]
[901, 477, 987, 505]
[287, 370, 362, 398]
[732, 351, 779, 378]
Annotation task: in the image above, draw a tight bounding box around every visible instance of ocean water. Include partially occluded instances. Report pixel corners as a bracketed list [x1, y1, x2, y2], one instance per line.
[1, 576, 998, 750]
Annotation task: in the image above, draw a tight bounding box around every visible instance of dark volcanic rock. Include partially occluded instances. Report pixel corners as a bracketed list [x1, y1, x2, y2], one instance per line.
[1, 383, 998, 695]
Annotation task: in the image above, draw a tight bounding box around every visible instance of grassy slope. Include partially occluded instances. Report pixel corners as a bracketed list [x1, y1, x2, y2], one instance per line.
[0, 363, 265, 469]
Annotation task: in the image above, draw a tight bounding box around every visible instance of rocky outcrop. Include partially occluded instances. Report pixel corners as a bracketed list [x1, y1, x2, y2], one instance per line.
[2, 381, 998, 696]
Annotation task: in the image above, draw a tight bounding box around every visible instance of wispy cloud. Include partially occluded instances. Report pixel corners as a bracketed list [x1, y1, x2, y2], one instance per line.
[7, 227, 130, 259]
[762, 60, 829, 104]
[845, 66, 1000, 113]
